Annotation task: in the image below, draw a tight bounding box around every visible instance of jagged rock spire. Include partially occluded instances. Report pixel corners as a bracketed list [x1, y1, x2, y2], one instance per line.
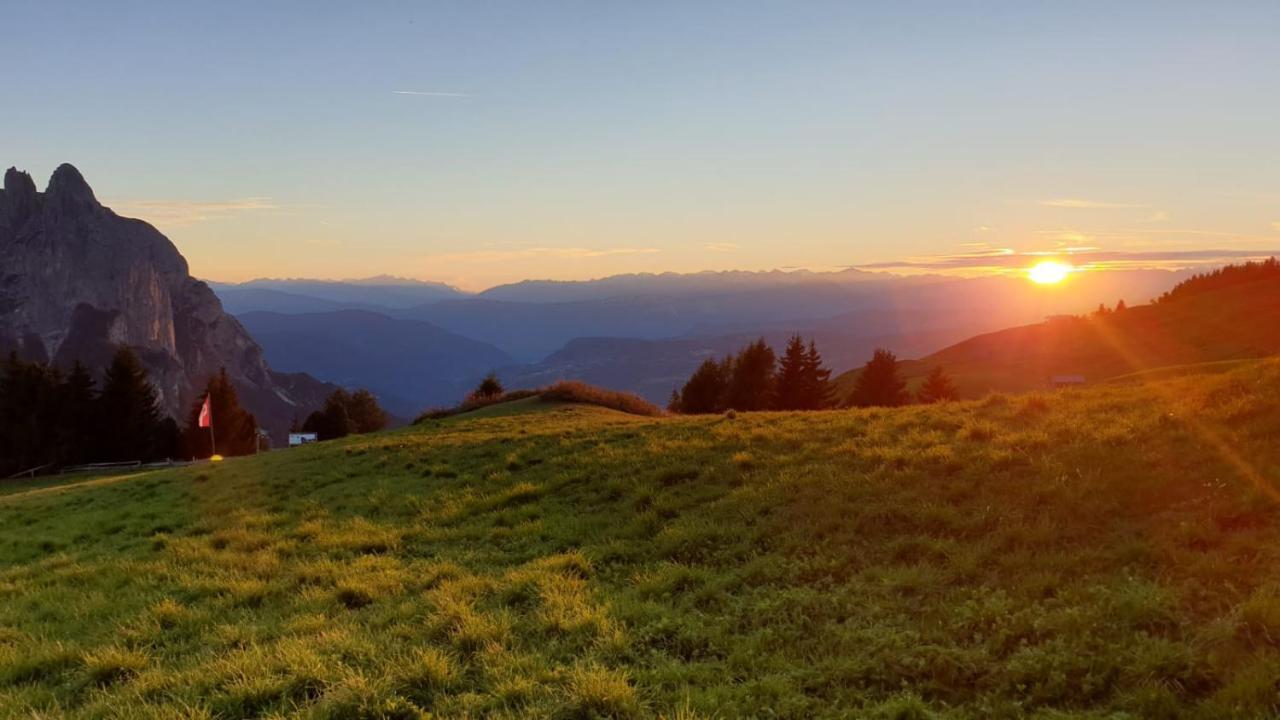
[45, 163, 98, 213]
[4, 167, 36, 197]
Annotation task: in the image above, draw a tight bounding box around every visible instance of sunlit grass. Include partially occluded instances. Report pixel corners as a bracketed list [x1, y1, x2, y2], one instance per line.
[0, 362, 1278, 716]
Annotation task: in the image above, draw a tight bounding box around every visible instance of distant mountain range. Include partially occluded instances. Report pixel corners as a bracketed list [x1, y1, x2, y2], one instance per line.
[237, 310, 511, 417]
[209, 277, 467, 314]
[209, 266, 1193, 413]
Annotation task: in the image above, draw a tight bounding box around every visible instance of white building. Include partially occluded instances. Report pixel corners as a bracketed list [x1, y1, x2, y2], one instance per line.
[288, 432, 319, 447]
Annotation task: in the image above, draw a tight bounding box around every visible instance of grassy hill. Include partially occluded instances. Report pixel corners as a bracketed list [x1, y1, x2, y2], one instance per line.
[833, 268, 1280, 400]
[2, 363, 1280, 717]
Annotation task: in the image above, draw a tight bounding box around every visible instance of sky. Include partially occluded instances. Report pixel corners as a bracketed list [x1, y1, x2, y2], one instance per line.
[4, 1, 1280, 291]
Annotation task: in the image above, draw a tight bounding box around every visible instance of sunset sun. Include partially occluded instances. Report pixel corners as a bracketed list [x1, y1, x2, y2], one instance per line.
[1028, 260, 1073, 285]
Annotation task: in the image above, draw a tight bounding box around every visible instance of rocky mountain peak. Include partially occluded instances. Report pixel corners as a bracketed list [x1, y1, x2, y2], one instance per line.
[0, 163, 334, 442]
[4, 167, 36, 197]
[45, 163, 98, 213]
[1, 167, 39, 230]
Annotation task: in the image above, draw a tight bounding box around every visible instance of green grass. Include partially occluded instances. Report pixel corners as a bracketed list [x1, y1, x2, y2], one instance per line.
[0, 467, 158, 499]
[2, 361, 1280, 717]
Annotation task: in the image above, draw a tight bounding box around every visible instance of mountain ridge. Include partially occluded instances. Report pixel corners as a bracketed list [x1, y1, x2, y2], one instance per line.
[833, 264, 1280, 399]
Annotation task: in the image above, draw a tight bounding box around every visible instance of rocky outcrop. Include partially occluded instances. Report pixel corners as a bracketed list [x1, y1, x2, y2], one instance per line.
[0, 163, 334, 441]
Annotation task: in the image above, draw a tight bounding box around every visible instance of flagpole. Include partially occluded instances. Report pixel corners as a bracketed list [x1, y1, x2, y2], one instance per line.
[209, 423, 216, 458]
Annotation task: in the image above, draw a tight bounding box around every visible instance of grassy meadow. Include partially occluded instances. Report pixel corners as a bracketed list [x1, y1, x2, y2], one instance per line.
[3, 362, 1280, 718]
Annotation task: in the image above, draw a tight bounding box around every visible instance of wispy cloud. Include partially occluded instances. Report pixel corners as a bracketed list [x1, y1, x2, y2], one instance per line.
[1040, 198, 1149, 209]
[392, 90, 470, 97]
[1272, 221, 1280, 232]
[857, 248, 1280, 273]
[704, 242, 739, 252]
[1141, 210, 1172, 223]
[104, 197, 277, 227]
[425, 246, 659, 263]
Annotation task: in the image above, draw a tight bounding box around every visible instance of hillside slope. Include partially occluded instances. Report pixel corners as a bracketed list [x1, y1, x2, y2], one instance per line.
[835, 271, 1280, 399]
[2, 363, 1280, 717]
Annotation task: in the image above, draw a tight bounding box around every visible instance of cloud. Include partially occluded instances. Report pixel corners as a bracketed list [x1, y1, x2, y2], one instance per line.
[704, 242, 739, 252]
[1272, 221, 1280, 232]
[856, 248, 1280, 272]
[425, 246, 660, 263]
[103, 197, 277, 227]
[1141, 210, 1172, 223]
[392, 90, 470, 97]
[1040, 198, 1149, 209]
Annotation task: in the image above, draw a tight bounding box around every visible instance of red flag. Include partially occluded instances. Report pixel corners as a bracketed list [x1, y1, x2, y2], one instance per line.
[198, 395, 213, 428]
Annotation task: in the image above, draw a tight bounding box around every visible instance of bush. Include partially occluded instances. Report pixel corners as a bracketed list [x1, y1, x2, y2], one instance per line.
[472, 372, 505, 400]
[540, 381, 661, 416]
[414, 382, 660, 422]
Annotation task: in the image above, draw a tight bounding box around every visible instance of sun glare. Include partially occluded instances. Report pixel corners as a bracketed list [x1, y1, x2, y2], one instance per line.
[1028, 260, 1073, 285]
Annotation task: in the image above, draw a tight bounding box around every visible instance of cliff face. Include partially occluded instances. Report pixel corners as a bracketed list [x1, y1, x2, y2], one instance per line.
[0, 163, 333, 440]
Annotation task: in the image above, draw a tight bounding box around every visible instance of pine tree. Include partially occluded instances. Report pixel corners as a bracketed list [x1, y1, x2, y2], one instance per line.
[184, 367, 258, 457]
[1115, 299, 1127, 312]
[98, 347, 167, 461]
[773, 335, 809, 410]
[666, 389, 682, 414]
[848, 348, 909, 408]
[0, 354, 63, 473]
[56, 361, 98, 464]
[679, 357, 729, 414]
[916, 366, 959, 404]
[725, 338, 776, 412]
[802, 340, 833, 409]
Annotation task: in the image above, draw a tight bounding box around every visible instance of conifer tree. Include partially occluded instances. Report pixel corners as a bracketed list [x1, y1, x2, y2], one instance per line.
[98, 347, 167, 461]
[802, 340, 833, 409]
[666, 389, 682, 414]
[0, 355, 63, 472]
[917, 366, 960, 404]
[724, 338, 776, 411]
[774, 335, 809, 410]
[848, 348, 909, 408]
[679, 357, 730, 414]
[185, 367, 258, 457]
[57, 361, 98, 464]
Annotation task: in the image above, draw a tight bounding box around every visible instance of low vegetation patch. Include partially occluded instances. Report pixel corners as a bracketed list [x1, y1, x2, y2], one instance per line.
[415, 381, 659, 422]
[1, 360, 1279, 717]
[540, 381, 662, 417]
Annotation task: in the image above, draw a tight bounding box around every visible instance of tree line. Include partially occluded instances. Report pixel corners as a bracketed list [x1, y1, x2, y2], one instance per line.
[0, 348, 179, 476]
[1157, 257, 1279, 304]
[0, 346, 389, 476]
[296, 388, 389, 440]
[669, 337, 959, 414]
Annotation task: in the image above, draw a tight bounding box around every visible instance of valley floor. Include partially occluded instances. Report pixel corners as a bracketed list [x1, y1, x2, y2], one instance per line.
[2, 363, 1280, 718]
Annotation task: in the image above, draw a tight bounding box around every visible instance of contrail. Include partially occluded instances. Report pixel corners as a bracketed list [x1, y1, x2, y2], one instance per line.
[392, 90, 470, 97]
